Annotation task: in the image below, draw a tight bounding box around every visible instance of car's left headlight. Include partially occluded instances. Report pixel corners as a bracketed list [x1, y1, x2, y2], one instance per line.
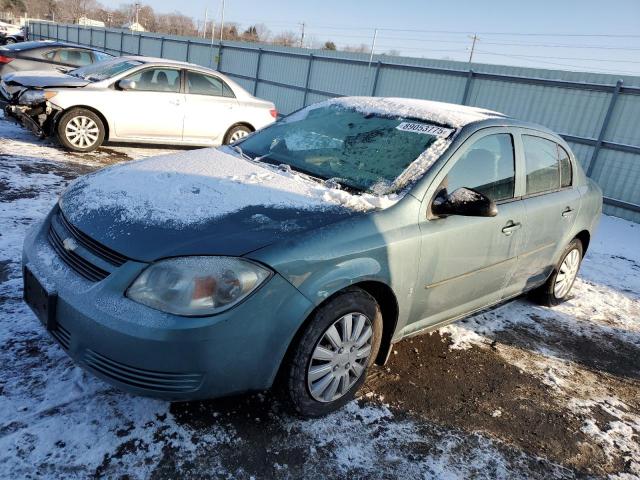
[126, 256, 271, 316]
[19, 89, 57, 105]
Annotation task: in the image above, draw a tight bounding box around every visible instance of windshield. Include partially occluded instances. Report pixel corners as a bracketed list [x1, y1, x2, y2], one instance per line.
[239, 104, 452, 193]
[70, 58, 142, 82]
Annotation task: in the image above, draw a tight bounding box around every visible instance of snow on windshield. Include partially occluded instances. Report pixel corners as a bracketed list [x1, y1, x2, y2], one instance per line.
[61, 148, 400, 227]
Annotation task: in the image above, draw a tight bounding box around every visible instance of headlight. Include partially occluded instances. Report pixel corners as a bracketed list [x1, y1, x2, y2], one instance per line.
[126, 256, 271, 316]
[19, 89, 57, 105]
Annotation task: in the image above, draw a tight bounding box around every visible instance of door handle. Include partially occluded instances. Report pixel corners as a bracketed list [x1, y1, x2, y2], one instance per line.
[501, 221, 521, 236]
[561, 207, 575, 217]
[169, 99, 182, 106]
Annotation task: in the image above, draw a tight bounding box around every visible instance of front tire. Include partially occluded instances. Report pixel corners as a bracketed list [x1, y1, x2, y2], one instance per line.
[285, 287, 383, 417]
[223, 124, 252, 145]
[531, 238, 583, 306]
[57, 108, 105, 152]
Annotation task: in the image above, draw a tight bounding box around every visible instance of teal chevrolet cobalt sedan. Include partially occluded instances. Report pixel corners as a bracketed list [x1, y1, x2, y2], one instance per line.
[22, 97, 602, 416]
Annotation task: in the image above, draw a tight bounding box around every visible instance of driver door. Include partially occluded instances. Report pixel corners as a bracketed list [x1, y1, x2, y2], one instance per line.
[106, 67, 185, 141]
[407, 129, 527, 333]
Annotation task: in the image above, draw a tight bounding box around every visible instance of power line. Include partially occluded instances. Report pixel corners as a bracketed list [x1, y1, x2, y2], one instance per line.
[477, 50, 640, 64]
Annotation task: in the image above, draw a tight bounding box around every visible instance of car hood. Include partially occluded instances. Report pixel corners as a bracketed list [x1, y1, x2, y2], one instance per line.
[3, 70, 89, 88]
[58, 148, 381, 262]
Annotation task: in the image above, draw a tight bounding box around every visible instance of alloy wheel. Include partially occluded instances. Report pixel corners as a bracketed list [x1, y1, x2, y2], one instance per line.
[554, 248, 580, 298]
[307, 312, 373, 403]
[229, 129, 249, 143]
[65, 116, 100, 149]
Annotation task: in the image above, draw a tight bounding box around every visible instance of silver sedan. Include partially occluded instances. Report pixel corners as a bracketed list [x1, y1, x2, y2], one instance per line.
[1, 56, 277, 152]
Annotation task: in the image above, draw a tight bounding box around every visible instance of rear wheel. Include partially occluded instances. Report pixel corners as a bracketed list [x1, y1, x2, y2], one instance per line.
[57, 108, 105, 152]
[223, 124, 252, 145]
[531, 238, 583, 306]
[285, 287, 382, 417]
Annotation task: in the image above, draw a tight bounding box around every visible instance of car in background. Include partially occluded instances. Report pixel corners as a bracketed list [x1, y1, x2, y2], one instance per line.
[1, 26, 26, 45]
[1, 55, 277, 151]
[0, 41, 113, 79]
[21, 97, 602, 416]
[0, 21, 23, 44]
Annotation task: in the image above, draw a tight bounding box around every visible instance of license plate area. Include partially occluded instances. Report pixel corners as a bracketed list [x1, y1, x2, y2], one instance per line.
[23, 267, 57, 330]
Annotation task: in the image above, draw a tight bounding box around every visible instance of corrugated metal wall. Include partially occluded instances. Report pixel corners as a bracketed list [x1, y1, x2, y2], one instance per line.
[29, 22, 640, 223]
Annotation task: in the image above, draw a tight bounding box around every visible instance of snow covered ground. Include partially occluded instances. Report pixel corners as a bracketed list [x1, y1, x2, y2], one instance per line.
[0, 114, 638, 478]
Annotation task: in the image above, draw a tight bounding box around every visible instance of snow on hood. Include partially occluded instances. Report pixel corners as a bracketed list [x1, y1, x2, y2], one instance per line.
[60, 148, 400, 228]
[309, 97, 505, 129]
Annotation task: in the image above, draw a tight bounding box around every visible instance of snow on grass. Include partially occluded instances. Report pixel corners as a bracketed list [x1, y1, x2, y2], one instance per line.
[438, 215, 640, 476]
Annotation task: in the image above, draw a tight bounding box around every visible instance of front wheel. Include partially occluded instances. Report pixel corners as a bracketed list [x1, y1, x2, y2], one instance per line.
[57, 108, 105, 152]
[531, 238, 583, 306]
[285, 287, 383, 417]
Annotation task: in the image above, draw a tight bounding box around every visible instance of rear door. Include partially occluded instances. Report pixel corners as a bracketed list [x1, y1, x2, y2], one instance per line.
[409, 128, 527, 332]
[507, 131, 581, 296]
[182, 70, 239, 144]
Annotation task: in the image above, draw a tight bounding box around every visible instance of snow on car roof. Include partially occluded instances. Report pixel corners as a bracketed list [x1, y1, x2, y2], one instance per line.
[322, 97, 506, 128]
[61, 148, 399, 228]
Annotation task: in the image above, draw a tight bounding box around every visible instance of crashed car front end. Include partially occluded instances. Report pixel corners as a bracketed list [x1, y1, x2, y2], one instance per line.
[1, 80, 62, 138]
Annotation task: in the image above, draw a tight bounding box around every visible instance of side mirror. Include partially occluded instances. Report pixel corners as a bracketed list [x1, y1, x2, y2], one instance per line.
[432, 187, 498, 218]
[117, 79, 137, 91]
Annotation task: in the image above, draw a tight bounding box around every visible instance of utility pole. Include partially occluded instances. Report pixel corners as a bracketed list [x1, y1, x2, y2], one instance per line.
[468, 34, 479, 63]
[299, 22, 305, 48]
[368, 28, 378, 67]
[203, 8, 208, 39]
[219, 0, 225, 42]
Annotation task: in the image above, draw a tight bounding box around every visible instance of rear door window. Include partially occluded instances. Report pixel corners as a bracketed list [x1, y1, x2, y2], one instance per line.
[58, 49, 93, 66]
[186, 71, 235, 98]
[446, 133, 516, 202]
[523, 135, 561, 195]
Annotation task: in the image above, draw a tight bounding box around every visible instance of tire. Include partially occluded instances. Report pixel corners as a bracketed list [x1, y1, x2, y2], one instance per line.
[5, 38, 16, 44]
[57, 108, 105, 152]
[223, 124, 252, 145]
[531, 238, 584, 306]
[285, 287, 383, 417]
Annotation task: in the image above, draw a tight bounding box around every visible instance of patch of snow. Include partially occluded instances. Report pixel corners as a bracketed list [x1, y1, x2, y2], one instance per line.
[318, 97, 504, 129]
[62, 147, 401, 227]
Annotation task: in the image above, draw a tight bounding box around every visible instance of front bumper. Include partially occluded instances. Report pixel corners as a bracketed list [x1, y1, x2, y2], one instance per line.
[22, 209, 314, 400]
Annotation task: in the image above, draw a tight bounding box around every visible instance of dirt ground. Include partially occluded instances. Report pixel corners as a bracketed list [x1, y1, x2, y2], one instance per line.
[1, 115, 638, 479]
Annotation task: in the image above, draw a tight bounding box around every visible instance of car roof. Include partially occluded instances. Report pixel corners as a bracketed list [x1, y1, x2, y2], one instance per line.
[0, 40, 108, 53]
[322, 96, 507, 129]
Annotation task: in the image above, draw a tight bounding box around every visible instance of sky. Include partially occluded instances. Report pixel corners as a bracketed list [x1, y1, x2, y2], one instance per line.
[119, 0, 640, 75]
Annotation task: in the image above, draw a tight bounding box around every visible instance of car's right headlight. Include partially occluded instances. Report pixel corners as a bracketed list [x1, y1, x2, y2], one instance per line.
[19, 89, 57, 105]
[126, 256, 271, 316]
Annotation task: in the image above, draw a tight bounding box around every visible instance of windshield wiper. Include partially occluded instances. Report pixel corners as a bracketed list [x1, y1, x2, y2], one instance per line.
[231, 144, 254, 161]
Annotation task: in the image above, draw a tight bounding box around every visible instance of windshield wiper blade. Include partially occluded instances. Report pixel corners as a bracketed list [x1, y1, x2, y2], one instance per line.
[231, 144, 254, 161]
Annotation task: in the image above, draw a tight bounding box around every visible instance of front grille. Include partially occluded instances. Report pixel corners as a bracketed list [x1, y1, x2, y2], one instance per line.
[50, 324, 71, 351]
[58, 213, 128, 267]
[48, 225, 110, 282]
[84, 349, 204, 393]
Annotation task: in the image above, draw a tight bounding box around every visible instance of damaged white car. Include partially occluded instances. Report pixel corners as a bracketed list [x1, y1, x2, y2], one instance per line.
[0, 56, 277, 152]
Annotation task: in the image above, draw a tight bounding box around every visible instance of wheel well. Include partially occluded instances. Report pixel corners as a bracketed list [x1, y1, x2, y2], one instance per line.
[223, 122, 255, 142]
[574, 230, 591, 256]
[275, 281, 399, 387]
[56, 106, 110, 140]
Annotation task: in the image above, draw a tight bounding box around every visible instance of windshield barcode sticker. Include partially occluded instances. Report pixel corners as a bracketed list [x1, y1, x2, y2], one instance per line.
[396, 122, 454, 137]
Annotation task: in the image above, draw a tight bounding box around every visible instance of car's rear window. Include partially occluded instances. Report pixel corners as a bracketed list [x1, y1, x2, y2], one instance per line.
[240, 105, 453, 193]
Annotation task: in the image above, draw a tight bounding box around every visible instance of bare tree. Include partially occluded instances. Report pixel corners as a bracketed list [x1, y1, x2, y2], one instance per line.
[272, 30, 297, 47]
[343, 43, 369, 53]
